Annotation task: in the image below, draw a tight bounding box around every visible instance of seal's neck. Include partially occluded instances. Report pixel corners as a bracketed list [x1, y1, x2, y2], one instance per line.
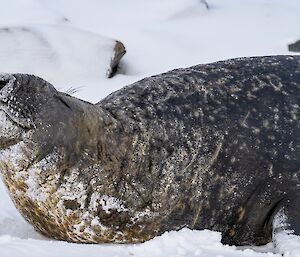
[42, 93, 129, 173]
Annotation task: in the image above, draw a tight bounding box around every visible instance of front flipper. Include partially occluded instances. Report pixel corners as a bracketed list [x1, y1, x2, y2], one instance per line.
[273, 196, 300, 256]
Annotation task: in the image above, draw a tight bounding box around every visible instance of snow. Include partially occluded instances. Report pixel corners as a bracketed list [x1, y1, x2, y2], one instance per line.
[0, 227, 281, 257]
[0, 0, 66, 26]
[0, 0, 300, 256]
[274, 232, 300, 257]
[99, 195, 128, 214]
[0, 25, 120, 88]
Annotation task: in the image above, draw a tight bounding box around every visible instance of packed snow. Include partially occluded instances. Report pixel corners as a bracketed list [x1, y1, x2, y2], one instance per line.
[0, 0, 300, 256]
[0, 25, 122, 85]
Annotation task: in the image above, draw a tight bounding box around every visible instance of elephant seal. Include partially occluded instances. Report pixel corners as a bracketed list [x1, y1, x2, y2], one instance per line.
[0, 55, 299, 246]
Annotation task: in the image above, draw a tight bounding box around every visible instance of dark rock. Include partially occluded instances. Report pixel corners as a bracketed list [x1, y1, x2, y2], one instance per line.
[288, 40, 300, 52]
[107, 41, 126, 78]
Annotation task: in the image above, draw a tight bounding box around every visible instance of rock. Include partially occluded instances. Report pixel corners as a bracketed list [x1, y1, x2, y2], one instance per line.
[288, 40, 300, 52]
[107, 40, 126, 78]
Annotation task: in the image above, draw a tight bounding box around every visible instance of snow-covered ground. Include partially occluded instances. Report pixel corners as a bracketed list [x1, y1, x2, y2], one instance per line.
[0, 0, 300, 256]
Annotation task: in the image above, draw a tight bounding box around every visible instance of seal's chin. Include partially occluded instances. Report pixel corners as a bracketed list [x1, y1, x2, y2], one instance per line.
[0, 109, 24, 149]
[0, 104, 33, 129]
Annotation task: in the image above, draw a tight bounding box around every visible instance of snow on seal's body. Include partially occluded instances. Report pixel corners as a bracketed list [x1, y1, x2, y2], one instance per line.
[0, 55, 299, 247]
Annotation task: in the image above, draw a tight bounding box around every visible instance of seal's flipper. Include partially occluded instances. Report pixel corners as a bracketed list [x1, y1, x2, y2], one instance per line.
[273, 197, 300, 256]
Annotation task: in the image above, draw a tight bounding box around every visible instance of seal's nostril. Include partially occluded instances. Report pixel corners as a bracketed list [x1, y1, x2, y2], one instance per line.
[0, 80, 7, 91]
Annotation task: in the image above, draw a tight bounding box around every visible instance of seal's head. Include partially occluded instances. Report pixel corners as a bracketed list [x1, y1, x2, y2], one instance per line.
[0, 74, 53, 148]
[0, 73, 106, 242]
[0, 73, 100, 157]
[0, 73, 80, 159]
[0, 73, 70, 199]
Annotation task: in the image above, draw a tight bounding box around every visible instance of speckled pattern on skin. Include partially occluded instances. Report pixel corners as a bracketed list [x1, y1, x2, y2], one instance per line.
[0, 55, 299, 246]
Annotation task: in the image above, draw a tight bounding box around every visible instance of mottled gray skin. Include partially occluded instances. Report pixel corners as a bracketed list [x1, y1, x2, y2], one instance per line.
[0, 55, 300, 246]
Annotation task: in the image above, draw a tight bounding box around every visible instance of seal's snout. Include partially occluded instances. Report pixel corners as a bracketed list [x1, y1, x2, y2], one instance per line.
[0, 74, 42, 130]
[0, 74, 25, 145]
[0, 73, 18, 101]
[0, 73, 58, 129]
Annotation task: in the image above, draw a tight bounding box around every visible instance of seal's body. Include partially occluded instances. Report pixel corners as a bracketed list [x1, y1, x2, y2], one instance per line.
[0, 56, 299, 246]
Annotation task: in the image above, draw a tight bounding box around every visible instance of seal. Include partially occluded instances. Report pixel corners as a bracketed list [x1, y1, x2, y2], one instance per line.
[0, 55, 299, 247]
